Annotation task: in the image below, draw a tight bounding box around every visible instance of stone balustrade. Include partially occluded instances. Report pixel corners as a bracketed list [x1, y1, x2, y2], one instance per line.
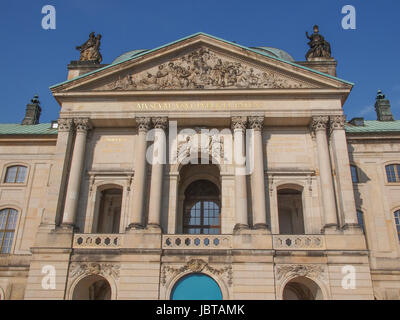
[272, 235, 325, 250]
[162, 235, 232, 249]
[73, 234, 122, 249]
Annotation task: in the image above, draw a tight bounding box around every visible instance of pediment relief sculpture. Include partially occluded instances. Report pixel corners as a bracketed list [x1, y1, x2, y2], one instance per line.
[94, 47, 314, 91]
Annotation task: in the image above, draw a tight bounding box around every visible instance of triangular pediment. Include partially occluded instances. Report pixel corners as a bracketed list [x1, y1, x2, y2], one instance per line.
[51, 33, 352, 93]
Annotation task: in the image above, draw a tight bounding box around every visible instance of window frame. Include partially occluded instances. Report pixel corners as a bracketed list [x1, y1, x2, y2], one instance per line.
[0, 208, 18, 254]
[394, 210, 400, 242]
[183, 200, 221, 235]
[1, 163, 29, 186]
[385, 164, 400, 184]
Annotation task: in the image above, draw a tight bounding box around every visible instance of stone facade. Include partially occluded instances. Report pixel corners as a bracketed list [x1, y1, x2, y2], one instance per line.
[0, 33, 398, 300]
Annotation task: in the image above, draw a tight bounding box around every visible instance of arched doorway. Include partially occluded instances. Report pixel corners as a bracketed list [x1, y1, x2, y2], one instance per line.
[93, 187, 122, 233]
[72, 275, 111, 300]
[171, 273, 223, 300]
[282, 277, 323, 300]
[277, 187, 305, 234]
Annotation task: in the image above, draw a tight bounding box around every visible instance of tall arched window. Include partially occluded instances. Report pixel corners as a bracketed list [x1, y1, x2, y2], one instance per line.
[385, 164, 400, 183]
[394, 210, 400, 241]
[0, 208, 18, 254]
[277, 187, 305, 235]
[4, 166, 27, 183]
[183, 180, 221, 235]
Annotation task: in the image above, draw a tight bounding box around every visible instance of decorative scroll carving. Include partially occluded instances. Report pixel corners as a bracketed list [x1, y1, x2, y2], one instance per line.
[57, 118, 74, 132]
[329, 115, 346, 132]
[161, 259, 232, 287]
[74, 118, 91, 133]
[69, 262, 120, 280]
[248, 116, 264, 131]
[276, 264, 326, 282]
[152, 117, 168, 130]
[231, 116, 247, 131]
[97, 47, 310, 91]
[310, 116, 329, 132]
[136, 117, 152, 133]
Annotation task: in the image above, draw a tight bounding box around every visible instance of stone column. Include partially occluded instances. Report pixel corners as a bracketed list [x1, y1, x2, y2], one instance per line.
[249, 116, 268, 229]
[311, 116, 338, 231]
[148, 117, 168, 229]
[128, 117, 151, 229]
[329, 115, 361, 232]
[231, 116, 249, 231]
[61, 118, 91, 226]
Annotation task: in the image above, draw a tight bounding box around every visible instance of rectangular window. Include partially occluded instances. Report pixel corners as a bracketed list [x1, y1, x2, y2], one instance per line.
[357, 211, 365, 233]
[386, 164, 400, 183]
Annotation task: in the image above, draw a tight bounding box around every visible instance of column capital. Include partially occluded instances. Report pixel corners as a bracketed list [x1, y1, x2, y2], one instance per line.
[57, 118, 74, 132]
[231, 116, 247, 131]
[136, 117, 152, 133]
[74, 118, 91, 133]
[329, 115, 346, 132]
[248, 116, 264, 131]
[152, 117, 168, 131]
[311, 115, 329, 132]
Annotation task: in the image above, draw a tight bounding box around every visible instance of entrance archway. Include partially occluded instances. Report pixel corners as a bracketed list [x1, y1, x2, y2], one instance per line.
[282, 276, 323, 300]
[72, 275, 111, 300]
[171, 273, 223, 300]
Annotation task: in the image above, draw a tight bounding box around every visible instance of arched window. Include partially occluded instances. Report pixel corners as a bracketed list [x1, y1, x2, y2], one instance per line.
[183, 180, 221, 235]
[0, 208, 18, 254]
[171, 273, 223, 300]
[4, 166, 27, 183]
[357, 210, 365, 233]
[93, 188, 122, 234]
[385, 164, 400, 183]
[277, 187, 305, 235]
[394, 210, 400, 241]
[350, 165, 359, 183]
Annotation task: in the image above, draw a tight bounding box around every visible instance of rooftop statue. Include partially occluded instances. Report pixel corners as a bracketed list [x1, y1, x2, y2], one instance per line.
[76, 32, 103, 64]
[305, 25, 331, 60]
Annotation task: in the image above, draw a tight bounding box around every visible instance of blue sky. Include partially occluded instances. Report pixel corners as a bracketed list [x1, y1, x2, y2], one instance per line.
[1, 0, 399, 124]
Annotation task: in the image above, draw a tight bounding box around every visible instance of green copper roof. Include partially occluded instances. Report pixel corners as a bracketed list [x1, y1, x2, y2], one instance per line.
[0, 123, 57, 135]
[50, 32, 354, 89]
[345, 120, 400, 133]
[250, 47, 295, 62]
[112, 49, 148, 64]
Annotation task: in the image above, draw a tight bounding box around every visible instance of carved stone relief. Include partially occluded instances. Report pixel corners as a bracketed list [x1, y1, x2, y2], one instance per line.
[69, 262, 120, 280]
[276, 264, 326, 283]
[161, 259, 232, 287]
[95, 47, 313, 91]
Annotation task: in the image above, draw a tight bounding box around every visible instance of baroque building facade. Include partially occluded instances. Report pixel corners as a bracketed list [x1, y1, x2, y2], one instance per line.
[0, 32, 399, 300]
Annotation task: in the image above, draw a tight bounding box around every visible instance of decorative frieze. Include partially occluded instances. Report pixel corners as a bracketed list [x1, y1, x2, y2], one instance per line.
[276, 264, 326, 282]
[97, 47, 311, 91]
[161, 259, 232, 287]
[69, 262, 120, 280]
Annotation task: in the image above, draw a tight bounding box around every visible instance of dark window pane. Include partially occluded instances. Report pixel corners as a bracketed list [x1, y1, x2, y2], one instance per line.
[395, 211, 400, 241]
[386, 165, 398, 182]
[357, 210, 365, 233]
[350, 166, 359, 183]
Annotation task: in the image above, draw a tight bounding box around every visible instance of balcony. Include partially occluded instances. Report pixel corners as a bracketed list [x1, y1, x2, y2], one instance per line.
[272, 235, 325, 250]
[72, 233, 326, 251]
[73, 234, 123, 249]
[162, 234, 232, 250]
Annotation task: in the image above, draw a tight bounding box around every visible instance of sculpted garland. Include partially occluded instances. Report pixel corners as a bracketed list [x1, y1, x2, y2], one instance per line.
[100, 47, 307, 90]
